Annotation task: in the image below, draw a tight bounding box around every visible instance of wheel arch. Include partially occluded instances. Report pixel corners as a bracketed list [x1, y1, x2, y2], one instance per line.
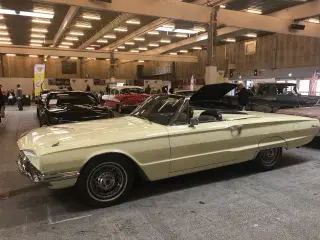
[255, 136, 288, 157]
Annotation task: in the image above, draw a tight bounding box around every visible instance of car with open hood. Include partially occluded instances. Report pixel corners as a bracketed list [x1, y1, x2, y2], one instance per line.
[17, 83, 319, 207]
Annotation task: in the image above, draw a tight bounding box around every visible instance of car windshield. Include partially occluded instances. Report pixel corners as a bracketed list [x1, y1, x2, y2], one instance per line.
[131, 95, 185, 125]
[47, 92, 98, 107]
[256, 84, 299, 96]
[120, 88, 144, 94]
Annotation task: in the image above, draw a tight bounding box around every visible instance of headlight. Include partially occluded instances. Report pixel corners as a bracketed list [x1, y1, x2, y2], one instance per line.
[23, 150, 41, 170]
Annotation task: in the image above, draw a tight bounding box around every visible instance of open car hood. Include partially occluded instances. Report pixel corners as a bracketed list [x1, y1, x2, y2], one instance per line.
[190, 83, 237, 103]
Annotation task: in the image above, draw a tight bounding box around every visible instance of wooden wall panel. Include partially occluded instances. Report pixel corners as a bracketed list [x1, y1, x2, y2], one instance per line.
[82, 59, 110, 79]
[45, 58, 80, 79]
[3, 56, 41, 78]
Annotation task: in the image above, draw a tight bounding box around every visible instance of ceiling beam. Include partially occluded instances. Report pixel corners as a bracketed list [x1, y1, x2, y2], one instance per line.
[35, 0, 212, 23]
[0, 45, 198, 62]
[52, 6, 79, 47]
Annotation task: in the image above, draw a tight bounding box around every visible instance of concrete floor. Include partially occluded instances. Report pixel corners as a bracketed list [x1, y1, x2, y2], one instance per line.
[1, 106, 320, 240]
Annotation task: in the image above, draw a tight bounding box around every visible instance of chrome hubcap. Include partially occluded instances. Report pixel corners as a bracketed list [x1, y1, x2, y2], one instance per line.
[261, 148, 279, 166]
[97, 173, 116, 191]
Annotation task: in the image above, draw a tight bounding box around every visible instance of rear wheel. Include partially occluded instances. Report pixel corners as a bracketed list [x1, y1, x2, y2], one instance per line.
[254, 147, 282, 170]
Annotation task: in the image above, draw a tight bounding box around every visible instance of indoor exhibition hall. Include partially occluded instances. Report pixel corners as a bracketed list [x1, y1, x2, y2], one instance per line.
[0, 0, 320, 239]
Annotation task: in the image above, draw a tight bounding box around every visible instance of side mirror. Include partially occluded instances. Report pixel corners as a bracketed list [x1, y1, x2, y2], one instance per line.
[189, 117, 199, 127]
[102, 95, 109, 101]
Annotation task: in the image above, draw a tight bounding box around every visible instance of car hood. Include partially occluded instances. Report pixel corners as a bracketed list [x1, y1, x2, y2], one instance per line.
[190, 83, 237, 103]
[277, 106, 320, 119]
[17, 116, 167, 156]
[48, 104, 110, 114]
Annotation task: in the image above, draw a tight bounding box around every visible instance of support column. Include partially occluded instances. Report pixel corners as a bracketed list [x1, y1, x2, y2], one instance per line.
[110, 51, 116, 82]
[205, 6, 219, 85]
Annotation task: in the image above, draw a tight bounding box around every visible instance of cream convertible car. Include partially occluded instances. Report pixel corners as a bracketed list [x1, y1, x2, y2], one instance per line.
[17, 83, 319, 207]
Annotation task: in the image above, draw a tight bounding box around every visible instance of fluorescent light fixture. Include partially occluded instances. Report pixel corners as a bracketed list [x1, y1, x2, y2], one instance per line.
[70, 57, 78, 60]
[6, 54, 16, 56]
[31, 34, 46, 38]
[193, 46, 202, 50]
[175, 33, 188, 38]
[224, 38, 236, 42]
[32, 18, 51, 24]
[163, 23, 175, 28]
[156, 27, 174, 32]
[0, 37, 10, 41]
[114, 26, 127, 32]
[86, 47, 95, 50]
[118, 46, 125, 49]
[104, 34, 116, 39]
[20, 11, 53, 19]
[179, 50, 188, 53]
[90, 44, 100, 47]
[0, 25, 7, 29]
[50, 56, 59, 58]
[149, 43, 159, 47]
[169, 52, 177, 55]
[65, 36, 78, 41]
[134, 37, 145, 41]
[97, 39, 108, 43]
[138, 60, 145, 63]
[0, 15, 4, 20]
[130, 50, 139, 53]
[0, 31, 8, 35]
[30, 43, 42, 47]
[70, 31, 84, 36]
[193, 26, 206, 32]
[138, 47, 148, 51]
[61, 41, 73, 45]
[106, 58, 110, 60]
[125, 41, 135, 45]
[29, 55, 38, 57]
[31, 39, 43, 43]
[75, 22, 92, 28]
[245, 33, 257, 38]
[126, 19, 140, 25]
[247, 9, 262, 14]
[0, 41, 11, 44]
[33, 8, 54, 15]
[59, 45, 70, 48]
[308, 18, 320, 24]
[160, 39, 171, 43]
[220, 5, 226, 8]
[175, 29, 198, 34]
[32, 28, 48, 33]
[82, 13, 101, 20]
[114, 49, 118, 52]
[148, 30, 159, 35]
[0, 9, 17, 15]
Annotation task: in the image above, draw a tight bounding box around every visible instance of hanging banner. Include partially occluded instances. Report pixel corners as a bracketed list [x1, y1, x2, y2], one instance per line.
[34, 64, 46, 96]
[216, 70, 225, 83]
[309, 71, 319, 96]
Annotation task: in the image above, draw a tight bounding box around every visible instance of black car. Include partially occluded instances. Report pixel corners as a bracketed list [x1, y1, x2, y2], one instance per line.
[38, 91, 114, 126]
[225, 83, 320, 113]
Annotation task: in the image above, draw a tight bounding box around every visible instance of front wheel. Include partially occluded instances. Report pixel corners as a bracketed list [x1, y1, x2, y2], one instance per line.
[254, 147, 282, 171]
[76, 156, 134, 207]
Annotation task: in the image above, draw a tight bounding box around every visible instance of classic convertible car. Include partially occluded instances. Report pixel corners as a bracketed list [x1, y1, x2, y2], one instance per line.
[38, 91, 114, 126]
[17, 83, 319, 207]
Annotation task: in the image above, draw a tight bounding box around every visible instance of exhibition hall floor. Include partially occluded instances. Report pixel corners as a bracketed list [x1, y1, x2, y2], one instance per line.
[1, 106, 320, 240]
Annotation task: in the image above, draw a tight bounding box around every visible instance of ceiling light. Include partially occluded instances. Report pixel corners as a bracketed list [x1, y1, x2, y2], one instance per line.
[308, 18, 320, 24]
[224, 38, 236, 42]
[90, 45, 100, 47]
[29, 55, 38, 57]
[247, 9, 262, 14]
[175, 33, 188, 38]
[6, 54, 16, 56]
[163, 23, 175, 28]
[149, 43, 159, 47]
[169, 52, 177, 55]
[130, 50, 139, 53]
[0, 25, 7, 29]
[126, 19, 141, 25]
[134, 37, 145, 41]
[174, 29, 198, 34]
[193, 46, 202, 50]
[220, 5, 226, 8]
[148, 30, 159, 35]
[33, 8, 54, 15]
[0, 41, 11, 44]
[65, 37, 78, 41]
[75, 22, 92, 28]
[31, 39, 43, 43]
[114, 27, 127, 32]
[70, 57, 78, 60]
[114, 49, 118, 52]
[59, 45, 70, 48]
[125, 42, 135, 45]
[0, 15, 4, 20]
[138, 47, 148, 51]
[0, 31, 8, 35]
[50, 56, 59, 58]
[0, 9, 17, 15]
[82, 13, 101, 20]
[138, 60, 145, 63]
[160, 39, 171, 43]
[118, 46, 125, 49]
[180, 50, 188, 53]
[0, 37, 10, 41]
[61, 42, 73, 45]
[70, 31, 84, 36]
[20, 11, 54, 19]
[104, 34, 116, 39]
[193, 26, 206, 32]
[245, 33, 257, 38]
[86, 47, 95, 50]
[32, 28, 48, 33]
[97, 39, 108, 43]
[32, 18, 51, 24]
[106, 58, 110, 60]
[30, 43, 42, 47]
[31, 34, 46, 38]
[156, 27, 174, 32]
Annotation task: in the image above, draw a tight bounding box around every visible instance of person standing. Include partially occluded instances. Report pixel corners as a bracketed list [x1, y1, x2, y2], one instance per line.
[86, 84, 91, 92]
[236, 81, 249, 111]
[145, 84, 151, 94]
[0, 85, 5, 123]
[16, 84, 23, 111]
[67, 85, 73, 91]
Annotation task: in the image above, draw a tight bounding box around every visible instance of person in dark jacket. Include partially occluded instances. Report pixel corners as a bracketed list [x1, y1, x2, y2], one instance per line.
[0, 85, 5, 123]
[145, 84, 151, 94]
[86, 84, 91, 92]
[67, 85, 73, 91]
[16, 84, 23, 111]
[236, 81, 249, 111]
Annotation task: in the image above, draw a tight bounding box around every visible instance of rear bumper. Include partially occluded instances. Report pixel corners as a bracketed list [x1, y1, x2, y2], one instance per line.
[16, 151, 79, 183]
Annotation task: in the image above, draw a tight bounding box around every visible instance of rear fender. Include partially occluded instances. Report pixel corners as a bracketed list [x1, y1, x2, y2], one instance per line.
[255, 136, 288, 157]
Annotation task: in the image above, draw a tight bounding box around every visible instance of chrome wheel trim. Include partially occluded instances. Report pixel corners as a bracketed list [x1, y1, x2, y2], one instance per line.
[261, 148, 279, 166]
[87, 162, 128, 202]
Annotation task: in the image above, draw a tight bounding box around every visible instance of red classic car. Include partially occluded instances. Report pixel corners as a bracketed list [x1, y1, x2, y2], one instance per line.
[102, 86, 150, 113]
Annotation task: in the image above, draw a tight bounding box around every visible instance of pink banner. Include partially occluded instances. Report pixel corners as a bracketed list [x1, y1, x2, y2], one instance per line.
[309, 71, 319, 96]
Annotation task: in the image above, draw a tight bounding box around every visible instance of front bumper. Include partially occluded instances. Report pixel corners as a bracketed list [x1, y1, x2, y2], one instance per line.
[16, 152, 79, 183]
